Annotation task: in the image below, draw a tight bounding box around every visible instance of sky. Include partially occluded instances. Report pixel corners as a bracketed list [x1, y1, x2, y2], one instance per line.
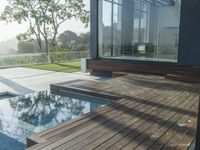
[0, 0, 90, 42]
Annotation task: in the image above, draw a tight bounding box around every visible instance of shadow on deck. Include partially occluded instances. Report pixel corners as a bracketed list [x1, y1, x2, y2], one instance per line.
[27, 74, 199, 150]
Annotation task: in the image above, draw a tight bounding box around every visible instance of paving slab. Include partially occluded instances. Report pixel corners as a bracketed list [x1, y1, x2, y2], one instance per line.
[0, 67, 106, 95]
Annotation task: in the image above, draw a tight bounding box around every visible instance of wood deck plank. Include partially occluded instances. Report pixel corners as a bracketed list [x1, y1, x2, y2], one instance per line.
[26, 74, 200, 150]
[161, 103, 198, 150]
[144, 96, 198, 150]
[49, 79, 188, 149]
[95, 90, 192, 150]
[44, 88, 151, 140]
[38, 89, 162, 150]
[36, 79, 169, 141]
[106, 91, 193, 150]
[131, 96, 197, 150]
[28, 90, 154, 150]
[54, 87, 183, 150]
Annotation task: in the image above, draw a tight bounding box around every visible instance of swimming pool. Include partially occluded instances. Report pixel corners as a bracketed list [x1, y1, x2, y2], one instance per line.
[0, 91, 111, 150]
[0, 92, 17, 100]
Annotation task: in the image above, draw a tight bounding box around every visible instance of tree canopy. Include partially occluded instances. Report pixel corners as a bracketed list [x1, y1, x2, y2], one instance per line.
[17, 40, 43, 53]
[58, 30, 90, 51]
[17, 30, 90, 54]
[0, 0, 89, 61]
[58, 30, 79, 47]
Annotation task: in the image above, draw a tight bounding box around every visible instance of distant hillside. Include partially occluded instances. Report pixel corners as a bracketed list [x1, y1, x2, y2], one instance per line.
[0, 38, 18, 55]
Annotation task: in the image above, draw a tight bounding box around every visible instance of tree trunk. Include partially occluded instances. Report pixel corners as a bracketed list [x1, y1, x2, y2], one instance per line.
[37, 39, 43, 52]
[44, 38, 51, 63]
[47, 53, 51, 64]
[52, 29, 58, 47]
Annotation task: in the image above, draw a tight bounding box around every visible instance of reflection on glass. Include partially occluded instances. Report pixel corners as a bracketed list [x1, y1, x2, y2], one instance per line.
[98, 0, 182, 62]
[0, 91, 110, 144]
[113, 3, 122, 56]
[133, 9, 140, 43]
[99, 0, 122, 57]
[133, 0, 149, 43]
[99, 0, 112, 57]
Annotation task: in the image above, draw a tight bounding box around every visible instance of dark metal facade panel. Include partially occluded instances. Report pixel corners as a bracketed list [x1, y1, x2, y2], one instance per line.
[178, 0, 200, 66]
[90, 0, 98, 59]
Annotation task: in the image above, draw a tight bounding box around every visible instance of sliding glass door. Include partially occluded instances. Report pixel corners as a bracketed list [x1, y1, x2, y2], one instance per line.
[98, 0, 122, 57]
[98, 0, 181, 62]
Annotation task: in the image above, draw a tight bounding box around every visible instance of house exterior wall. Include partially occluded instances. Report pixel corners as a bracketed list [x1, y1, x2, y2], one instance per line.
[178, 0, 200, 66]
[90, 0, 200, 67]
[90, 0, 98, 59]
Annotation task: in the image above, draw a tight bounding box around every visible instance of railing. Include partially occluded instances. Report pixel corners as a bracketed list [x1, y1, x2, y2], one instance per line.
[0, 51, 90, 68]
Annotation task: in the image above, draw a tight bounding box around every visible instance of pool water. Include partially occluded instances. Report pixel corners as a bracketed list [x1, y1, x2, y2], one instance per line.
[0, 91, 111, 150]
[0, 93, 17, 100]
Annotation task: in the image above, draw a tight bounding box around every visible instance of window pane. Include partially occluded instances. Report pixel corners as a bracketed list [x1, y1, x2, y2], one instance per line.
[156, 0, 181, 61]
[113, 4, 122, 56]
[140, 11, 148, 42]
[98, 0, 181, 62]
[134, 0, 141, 10]
[98, 0, 112, 57]
[141, 2, 148, 12]
[133, 10, 140, 43]
[113, 0, 122, 4]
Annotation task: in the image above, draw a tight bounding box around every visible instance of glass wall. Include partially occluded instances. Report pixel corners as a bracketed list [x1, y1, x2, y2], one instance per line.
[133, 0, 149, 43]
[98, 0, 182, 62]
[98, 0, 122, 57]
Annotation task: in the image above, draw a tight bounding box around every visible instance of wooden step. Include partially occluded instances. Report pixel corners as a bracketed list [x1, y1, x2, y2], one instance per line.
[165, 74, 200, 83]
[172, 70, 200, 78]
[112, 72, 130, 78]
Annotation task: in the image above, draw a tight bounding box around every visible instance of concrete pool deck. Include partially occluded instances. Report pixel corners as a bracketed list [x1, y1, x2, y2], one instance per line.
[0, 67, 106, 95]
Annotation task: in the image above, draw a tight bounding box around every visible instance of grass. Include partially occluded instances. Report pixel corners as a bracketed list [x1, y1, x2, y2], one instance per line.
[24, 61, 81, 73]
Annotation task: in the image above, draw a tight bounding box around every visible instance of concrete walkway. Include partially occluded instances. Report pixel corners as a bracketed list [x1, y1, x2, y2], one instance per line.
[0, 67, 105, 95]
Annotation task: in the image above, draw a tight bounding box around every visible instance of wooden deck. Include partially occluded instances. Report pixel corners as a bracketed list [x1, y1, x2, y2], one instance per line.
[27, 74, 200, 150]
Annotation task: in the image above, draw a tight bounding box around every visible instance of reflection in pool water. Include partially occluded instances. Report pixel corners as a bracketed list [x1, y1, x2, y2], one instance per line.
[0, 91, 111, 149]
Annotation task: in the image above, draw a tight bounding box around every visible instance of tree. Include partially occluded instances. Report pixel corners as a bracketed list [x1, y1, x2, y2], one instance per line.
[73, 32, 90, 51]
[58, 30, 90, 51]
[18, 41, 34, 53]
[79, 32, 90, 43]
[58, 30, 79, 47]
[0, 0, 89, 62]
[17, 40, 43, 53]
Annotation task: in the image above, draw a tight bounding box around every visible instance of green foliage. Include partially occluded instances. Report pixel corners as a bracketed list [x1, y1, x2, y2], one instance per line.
[17, 40, 43, 53]
[0, 54, 48, 67]
[0, 51, 89, 68]
[0, 0, 89, 55]
[79, 32, 90, 43]
[50, 45, 69, 53]
[58, 30, 90, 52]
[58, 30, 79, 47]
[49, 45, 70, 63]
[18, 41, 34, 53]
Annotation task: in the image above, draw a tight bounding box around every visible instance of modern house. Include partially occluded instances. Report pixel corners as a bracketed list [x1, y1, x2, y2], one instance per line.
[21, 1, 200, 149]
[89, 0, 200, 77]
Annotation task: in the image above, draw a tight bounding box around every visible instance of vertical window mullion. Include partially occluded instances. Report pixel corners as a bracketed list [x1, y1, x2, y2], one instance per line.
[139, 0, 142, 43]
[111, 0, 114, 57]
[146, 6, 149, 42]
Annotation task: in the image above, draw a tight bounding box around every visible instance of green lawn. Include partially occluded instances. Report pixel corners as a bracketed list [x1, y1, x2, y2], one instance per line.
[24, 61, 81, 73]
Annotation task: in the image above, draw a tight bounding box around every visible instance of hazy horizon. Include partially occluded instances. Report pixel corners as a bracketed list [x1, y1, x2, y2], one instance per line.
[0, 0, 90, 42]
